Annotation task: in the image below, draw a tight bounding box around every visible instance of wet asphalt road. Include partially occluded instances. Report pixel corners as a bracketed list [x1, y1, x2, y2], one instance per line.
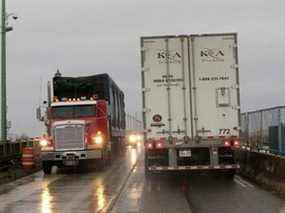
[0, 146, 141, 213]
[111, 156, 285, 213]
[0, 145, 285, 213]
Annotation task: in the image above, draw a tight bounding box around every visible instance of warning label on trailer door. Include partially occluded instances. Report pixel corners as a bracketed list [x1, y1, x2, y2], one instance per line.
[153, 75, 183, 87]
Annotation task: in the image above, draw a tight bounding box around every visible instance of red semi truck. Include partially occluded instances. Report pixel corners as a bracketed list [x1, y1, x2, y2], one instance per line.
[37, 71, 125, 174]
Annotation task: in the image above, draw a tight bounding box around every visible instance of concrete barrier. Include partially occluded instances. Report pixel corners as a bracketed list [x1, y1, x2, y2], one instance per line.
[236, 149, 285, 195]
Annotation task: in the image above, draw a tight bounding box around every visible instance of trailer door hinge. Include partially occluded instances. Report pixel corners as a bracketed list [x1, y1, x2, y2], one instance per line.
[142, 88, 151, 92]
[231, 64, 239, 69]
[142, 67, 150, 73]
[143, 108, 151, 113]
[234, 84, 239, 89]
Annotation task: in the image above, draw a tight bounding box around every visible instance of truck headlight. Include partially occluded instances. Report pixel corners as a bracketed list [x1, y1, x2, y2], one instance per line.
[40, 139, 49, 147]
[93, 135, 103, 144]
[129, 135, 137, 143]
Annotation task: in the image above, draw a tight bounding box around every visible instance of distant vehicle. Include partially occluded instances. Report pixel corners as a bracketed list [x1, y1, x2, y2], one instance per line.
[125, 130, 143, 147]
[37, 71, 125, 174]
[141, 33, 240, 177]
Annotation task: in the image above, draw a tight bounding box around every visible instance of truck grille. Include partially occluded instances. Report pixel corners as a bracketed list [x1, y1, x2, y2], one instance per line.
[54, 124, 85, 151]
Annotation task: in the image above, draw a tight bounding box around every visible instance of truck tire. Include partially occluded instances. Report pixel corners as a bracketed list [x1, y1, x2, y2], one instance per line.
[97, 159, 106, 171]
[106, 150, 112, 166]
[42, 162, 52, 175]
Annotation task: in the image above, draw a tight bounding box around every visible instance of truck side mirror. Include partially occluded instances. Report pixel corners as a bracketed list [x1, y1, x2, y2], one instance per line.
[36, 107, 44, 121]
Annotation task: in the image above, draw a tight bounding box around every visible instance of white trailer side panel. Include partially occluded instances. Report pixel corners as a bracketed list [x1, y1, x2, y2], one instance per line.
[190, 34, 240, 138]
[141, 36, 193, 141]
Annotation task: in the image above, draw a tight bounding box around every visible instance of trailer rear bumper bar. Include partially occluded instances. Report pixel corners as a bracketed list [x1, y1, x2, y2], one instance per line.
[148, 164, 240, 171]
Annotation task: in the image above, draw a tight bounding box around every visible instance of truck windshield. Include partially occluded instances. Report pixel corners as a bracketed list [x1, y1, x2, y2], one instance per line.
[51, 105, 95, 119]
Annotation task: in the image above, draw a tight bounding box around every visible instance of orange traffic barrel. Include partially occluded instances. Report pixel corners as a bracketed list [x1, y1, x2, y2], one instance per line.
[22, 147, 35, 169]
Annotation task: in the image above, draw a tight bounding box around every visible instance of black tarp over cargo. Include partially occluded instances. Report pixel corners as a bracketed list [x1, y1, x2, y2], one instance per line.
[53, 73, 126, 129]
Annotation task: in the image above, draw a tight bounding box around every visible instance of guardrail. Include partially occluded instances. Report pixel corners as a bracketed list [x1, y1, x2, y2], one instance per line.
[240, 145, 285, 157]
[241, 106, 285, 154]
[236, 148, 285, 195]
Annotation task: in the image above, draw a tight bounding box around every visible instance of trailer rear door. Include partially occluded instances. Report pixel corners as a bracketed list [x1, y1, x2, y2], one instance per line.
[141, 36, 193, 141]
[190, 34, 240, 138]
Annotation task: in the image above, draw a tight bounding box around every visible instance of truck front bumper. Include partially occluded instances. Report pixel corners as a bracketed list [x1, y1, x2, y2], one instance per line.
[41, 149, 102, 161]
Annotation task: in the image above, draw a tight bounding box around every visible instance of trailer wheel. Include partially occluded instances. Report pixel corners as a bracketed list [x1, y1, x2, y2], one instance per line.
[145, 163, 152, 177]
[224, 171, 236, 179]
[42, 162, 52, 175]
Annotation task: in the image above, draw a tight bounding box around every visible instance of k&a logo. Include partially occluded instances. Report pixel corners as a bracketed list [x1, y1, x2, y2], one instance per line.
[157, 50, 182, 64]
[200, 48, 225, 62]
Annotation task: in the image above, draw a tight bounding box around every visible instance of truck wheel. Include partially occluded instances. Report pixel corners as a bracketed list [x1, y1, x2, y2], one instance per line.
[97, 159, 106, 171]
[106, 151, 112, 166]
[78, 160, 89, 172]
[42, 162, 52, 175]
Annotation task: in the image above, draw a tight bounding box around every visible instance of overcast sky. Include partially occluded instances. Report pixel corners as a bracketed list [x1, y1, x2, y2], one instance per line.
[7, 0, 285, 137]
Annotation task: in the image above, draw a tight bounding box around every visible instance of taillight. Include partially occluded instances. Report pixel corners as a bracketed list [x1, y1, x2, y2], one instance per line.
[155, 140, 165, 149]
[224, 141, 231, 147]
[146, 142, 153, 149]
[233, 140, 240, 147]
[223, 139, 240, 148]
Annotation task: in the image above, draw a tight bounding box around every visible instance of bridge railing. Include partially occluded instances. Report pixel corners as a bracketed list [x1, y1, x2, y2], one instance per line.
[241, 106, 285, 155]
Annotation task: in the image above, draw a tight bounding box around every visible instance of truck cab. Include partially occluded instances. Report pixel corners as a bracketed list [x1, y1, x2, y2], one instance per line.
[40, 98, 111, 174]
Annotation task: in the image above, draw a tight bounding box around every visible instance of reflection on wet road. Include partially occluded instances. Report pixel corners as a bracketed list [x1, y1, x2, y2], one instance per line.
[41, 181, 52, 213]
[112, 155, 285, 213]
[1, 144, 285, 213]
[0, 146, 141, 213]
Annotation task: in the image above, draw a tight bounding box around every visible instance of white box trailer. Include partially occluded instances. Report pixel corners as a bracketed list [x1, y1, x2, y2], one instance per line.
[141, 33, 240, 176]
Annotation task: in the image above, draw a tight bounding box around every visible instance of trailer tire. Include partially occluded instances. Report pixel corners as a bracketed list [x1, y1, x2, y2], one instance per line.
[145, 164, 152, 177]
[42, 162, 52, 175]
[224, 171, 236, 179]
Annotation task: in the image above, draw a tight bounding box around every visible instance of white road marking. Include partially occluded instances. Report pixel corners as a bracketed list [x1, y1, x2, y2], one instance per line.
[234, 177, 247, 188]
[279, 206, 285, 213]
[235, 175, 255, 188]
